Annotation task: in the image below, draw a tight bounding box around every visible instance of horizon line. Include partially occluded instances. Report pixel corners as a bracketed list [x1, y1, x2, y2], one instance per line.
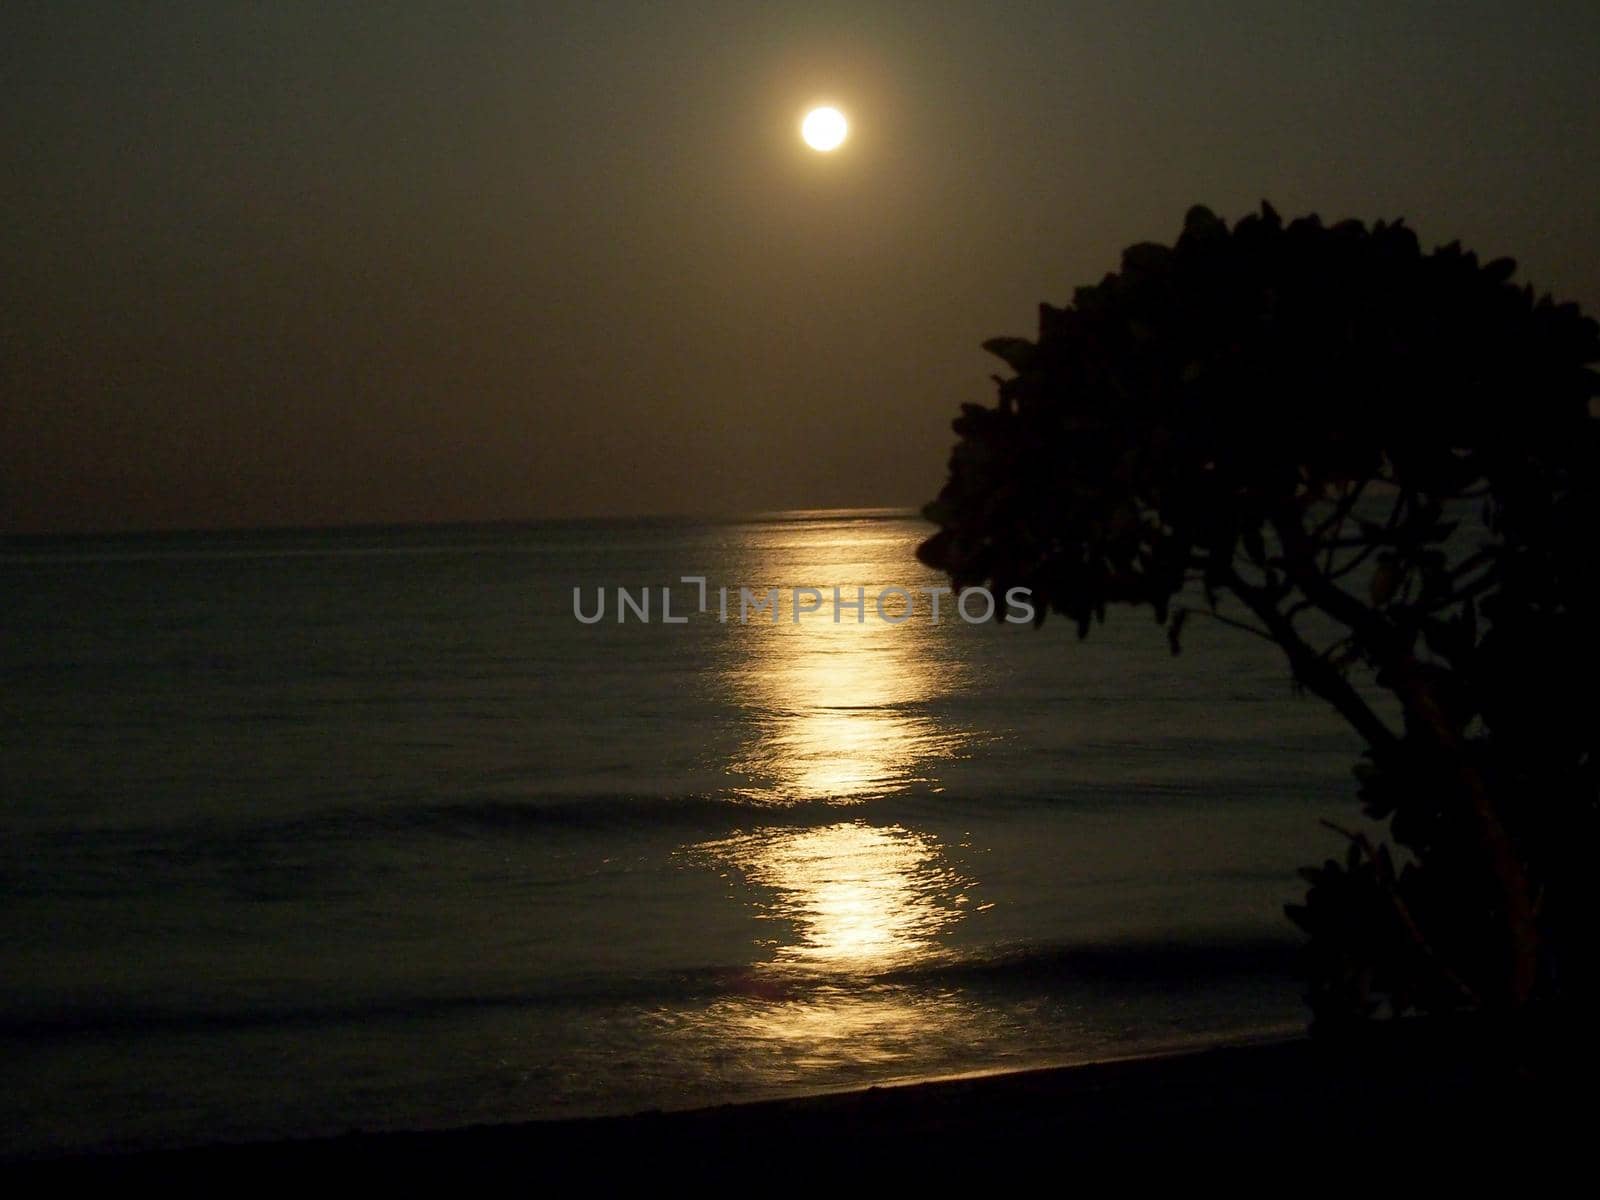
[0, 504, 930, 544]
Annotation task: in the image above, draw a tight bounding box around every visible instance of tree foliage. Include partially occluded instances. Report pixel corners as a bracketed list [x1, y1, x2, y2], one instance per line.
[918, 203, 1600, 1024]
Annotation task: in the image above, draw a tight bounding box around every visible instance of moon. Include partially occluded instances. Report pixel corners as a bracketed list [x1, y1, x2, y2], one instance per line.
[801, 106, 848, 152]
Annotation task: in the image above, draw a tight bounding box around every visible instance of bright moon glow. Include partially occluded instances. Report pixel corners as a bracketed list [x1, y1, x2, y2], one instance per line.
[801, 107, 848, 151]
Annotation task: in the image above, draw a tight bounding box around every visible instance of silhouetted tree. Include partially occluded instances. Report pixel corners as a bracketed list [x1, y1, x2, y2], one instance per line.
[919, 203, 1599, 1027]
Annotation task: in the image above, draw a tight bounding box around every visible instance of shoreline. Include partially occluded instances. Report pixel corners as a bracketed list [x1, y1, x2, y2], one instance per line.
[4, 1021, 1308, 1163]
[860, 1018, 1308, 1092]
[10, 1019, 1579, 1177]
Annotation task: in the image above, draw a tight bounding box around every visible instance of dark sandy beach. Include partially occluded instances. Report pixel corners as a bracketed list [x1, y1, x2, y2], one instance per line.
[9, 1021, 1580, 1182]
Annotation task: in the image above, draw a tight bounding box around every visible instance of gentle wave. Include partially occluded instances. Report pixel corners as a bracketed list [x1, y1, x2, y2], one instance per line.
[881, 936, 1302, 988]
[3, 769, 1334, 847]
[0, 935, 1303, 1041]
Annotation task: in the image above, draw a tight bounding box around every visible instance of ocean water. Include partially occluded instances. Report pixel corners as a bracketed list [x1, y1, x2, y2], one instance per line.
[1, 509, 1375, 1156]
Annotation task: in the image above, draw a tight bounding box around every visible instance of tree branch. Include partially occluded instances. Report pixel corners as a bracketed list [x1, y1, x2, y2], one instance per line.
[1175, 603, 1276, 644]
[1217, 563, 1400, 752]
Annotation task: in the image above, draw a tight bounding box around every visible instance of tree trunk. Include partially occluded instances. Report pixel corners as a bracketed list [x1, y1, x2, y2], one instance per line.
[1396, 664, 1540, 1008]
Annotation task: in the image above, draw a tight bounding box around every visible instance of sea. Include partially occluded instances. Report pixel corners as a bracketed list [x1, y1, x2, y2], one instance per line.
[1, 508, 1378, 1156]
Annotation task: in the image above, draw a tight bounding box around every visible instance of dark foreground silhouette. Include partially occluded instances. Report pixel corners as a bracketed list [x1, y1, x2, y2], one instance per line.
[919, 203, 1600, 1027]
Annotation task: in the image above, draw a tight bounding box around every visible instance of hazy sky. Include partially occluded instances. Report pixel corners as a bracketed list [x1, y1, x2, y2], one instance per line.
[4, 1, 1598, 534]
